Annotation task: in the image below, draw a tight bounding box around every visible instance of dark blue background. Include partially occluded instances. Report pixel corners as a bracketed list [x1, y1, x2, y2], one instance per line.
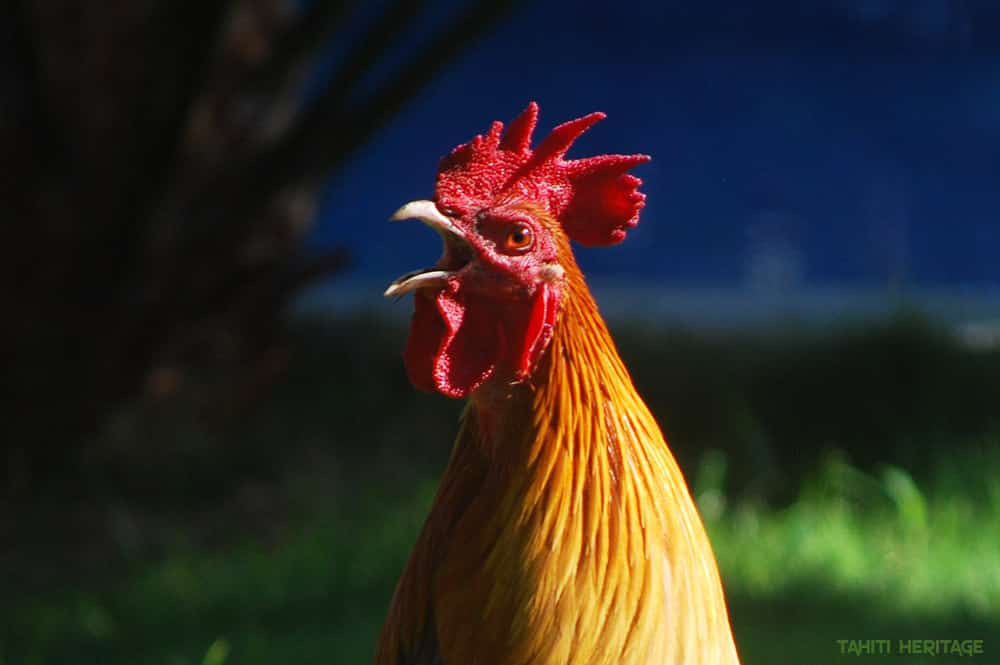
[308, 1, 1000, 288]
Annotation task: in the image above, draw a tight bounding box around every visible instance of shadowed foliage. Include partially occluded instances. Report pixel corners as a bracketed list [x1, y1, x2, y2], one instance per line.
[2, 314, 997, 663]
[0, 0, 520, 493]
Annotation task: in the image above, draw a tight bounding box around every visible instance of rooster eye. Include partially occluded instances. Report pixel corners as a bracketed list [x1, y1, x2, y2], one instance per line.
[503, 224, 533, 253]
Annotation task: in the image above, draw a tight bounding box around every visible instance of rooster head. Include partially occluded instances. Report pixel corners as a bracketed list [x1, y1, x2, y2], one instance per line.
[385, 102, 650, 398]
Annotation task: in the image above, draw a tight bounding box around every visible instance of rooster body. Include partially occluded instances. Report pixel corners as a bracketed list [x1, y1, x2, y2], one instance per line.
[378, 104, 739, 665]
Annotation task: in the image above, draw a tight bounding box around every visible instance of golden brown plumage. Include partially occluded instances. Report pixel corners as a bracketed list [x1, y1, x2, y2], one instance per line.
[378, 105, 739, 665]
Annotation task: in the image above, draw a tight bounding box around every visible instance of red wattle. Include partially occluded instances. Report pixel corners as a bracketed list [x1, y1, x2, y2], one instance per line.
[404, 292, 445, 394]
[403, 284, 555, 399]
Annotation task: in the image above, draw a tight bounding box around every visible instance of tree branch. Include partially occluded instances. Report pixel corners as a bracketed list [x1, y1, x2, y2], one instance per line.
[253, 0, 523, 209]
[246, 0, 354, 97]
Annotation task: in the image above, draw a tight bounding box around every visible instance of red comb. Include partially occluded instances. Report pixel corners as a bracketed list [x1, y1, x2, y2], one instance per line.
[435, 102, 651, 247]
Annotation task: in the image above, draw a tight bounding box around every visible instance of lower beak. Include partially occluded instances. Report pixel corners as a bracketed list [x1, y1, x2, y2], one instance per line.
[384, 268, 451, 297]
[384, 200, 468, 298]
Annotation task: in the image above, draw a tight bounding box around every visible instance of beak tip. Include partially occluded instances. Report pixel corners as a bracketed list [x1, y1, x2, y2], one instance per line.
[389, 200, 433, 223]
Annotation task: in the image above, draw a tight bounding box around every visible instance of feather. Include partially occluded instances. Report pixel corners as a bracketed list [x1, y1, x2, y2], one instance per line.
[377, 225, 740, 665]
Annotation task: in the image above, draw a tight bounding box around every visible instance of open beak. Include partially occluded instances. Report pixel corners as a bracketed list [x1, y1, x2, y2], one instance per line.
[384, 200, 471, 298]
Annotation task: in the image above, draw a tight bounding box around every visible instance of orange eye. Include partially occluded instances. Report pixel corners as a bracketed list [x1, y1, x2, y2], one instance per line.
[503, 224, 533, 252]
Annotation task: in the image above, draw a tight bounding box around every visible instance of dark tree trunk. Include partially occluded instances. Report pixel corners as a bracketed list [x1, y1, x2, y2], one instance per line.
[0, 0, 519, 493]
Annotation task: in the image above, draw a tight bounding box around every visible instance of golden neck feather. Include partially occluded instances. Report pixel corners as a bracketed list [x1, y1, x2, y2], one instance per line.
[434, 252, 740, 665]
[377, 210, 740, 665]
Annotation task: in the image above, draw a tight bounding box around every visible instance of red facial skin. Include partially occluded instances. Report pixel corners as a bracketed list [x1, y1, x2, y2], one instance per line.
[400, 103, 649, 399]
[404, 202, 562, 398]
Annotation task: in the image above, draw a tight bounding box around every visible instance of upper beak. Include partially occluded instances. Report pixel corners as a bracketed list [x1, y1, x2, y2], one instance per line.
[388, 200, 466, 237]
[384, 200, 467, 298]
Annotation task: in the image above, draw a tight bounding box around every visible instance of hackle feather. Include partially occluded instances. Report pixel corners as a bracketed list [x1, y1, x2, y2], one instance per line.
[377, 211, 739, 665]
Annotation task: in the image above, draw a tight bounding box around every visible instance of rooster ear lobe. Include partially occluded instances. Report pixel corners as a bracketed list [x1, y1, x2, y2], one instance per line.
[561, 155, 651, 246]
[515, 282, 557, 379]
[495, 282, 557, 383]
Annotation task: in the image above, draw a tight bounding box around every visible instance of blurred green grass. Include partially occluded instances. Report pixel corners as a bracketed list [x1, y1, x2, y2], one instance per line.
[5, 446, 998, 665]
[3, 313, 999, 664]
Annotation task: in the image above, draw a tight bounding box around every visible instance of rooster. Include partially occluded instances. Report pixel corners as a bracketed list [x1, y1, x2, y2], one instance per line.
[377, 103, 739, 665]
